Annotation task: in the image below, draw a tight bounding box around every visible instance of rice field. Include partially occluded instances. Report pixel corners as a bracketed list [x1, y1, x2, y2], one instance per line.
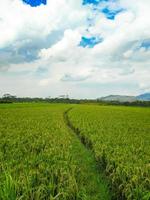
[0, 103, 150, 199]
[0, 103, 109, 200]
[68, 105, 150, 200]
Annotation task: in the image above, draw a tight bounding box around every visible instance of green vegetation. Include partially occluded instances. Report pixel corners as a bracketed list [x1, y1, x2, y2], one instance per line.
[0, 103, 110, 200]
[0, 94, 150, 107]
[68, 105, 150, 199]
[0, 103, 150, 200]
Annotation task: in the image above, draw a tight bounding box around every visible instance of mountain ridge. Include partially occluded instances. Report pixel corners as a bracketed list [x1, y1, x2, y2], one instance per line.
[99, 93, 150, 102]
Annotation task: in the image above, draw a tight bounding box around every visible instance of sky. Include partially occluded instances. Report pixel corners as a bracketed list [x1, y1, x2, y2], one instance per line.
[0, 0, 150, 98]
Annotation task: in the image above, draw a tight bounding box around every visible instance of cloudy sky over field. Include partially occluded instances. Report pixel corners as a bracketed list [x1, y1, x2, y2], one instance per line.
[0, 0, 150, 98]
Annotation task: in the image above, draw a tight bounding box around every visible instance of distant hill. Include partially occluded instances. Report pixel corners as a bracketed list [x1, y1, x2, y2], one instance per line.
[99, 95, 137, 102]
[99, 93, 150, 102]
[136, 93, 150, 101]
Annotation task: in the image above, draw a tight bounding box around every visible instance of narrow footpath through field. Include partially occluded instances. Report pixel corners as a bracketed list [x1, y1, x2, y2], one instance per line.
[63, 108, 111, 200]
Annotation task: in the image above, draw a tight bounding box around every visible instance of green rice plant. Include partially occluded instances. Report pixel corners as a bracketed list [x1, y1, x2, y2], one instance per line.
[0, 173, 16, 200]
[68, 105, 150, 200]
[0, 103, 110, 200]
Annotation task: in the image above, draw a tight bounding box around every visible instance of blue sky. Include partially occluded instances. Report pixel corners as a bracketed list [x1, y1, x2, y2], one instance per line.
[22, 0, 47, 7]
[0, 0, 150, 98]
[79, 36, 103, 48]
[101, 7, 124, 20]
[83, 0, 109, 5]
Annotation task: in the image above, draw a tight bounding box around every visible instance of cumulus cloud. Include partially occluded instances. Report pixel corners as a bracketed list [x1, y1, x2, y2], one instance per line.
[0, 0, 150, 98]
[0, 0, 89, 66]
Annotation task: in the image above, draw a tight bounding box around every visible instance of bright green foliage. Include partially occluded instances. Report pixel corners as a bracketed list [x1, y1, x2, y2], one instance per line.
[0, 103, 110, 200]
[68, 105, 150, 200]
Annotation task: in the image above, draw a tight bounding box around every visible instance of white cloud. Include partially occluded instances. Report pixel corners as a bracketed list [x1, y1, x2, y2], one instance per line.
[39, 78, 51, 86]
[0, 0, 89, 47]
[0, 0, 150, 98]
[39, 29, 82, 60]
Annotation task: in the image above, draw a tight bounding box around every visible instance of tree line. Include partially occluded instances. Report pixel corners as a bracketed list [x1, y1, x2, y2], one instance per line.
[0, 93, 150, 107]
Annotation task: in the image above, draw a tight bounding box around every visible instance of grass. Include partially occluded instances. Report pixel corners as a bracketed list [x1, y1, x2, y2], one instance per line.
[1, 103, 149, 199]
[0, 103, 110, 200]
[64, 109, 110, 200]
[68, 105, 150, 200]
